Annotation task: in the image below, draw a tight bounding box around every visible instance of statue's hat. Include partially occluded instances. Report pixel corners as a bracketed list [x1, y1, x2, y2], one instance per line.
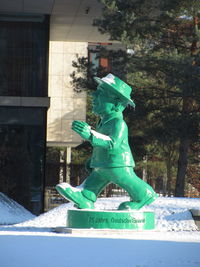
[94, 73, 135, 107]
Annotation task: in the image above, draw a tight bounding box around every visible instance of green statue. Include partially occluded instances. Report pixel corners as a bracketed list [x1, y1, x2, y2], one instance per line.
[56, 74, 157, 210]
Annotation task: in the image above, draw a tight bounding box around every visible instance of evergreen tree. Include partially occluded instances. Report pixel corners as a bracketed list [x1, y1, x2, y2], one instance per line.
[94, 0, 200, 196]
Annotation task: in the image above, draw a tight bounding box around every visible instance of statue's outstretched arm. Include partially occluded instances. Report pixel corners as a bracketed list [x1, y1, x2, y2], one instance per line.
[71, 119, 126, 150]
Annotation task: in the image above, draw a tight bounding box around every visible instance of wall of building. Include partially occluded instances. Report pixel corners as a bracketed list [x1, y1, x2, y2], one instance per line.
[47, 41, 87, 147]
[0, 16, 50, 215]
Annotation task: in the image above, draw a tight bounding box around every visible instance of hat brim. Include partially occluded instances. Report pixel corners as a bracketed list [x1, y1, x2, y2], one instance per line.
[94, 77, 135, 107]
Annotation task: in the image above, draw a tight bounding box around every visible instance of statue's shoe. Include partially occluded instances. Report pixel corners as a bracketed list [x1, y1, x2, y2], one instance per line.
[55, 183, 94, 209]
[118, 192, 158, 210]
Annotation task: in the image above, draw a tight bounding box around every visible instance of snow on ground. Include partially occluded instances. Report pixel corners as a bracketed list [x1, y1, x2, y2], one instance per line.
[14, 196, 200, 232]
[0, 193, 35, 225]
[0, 195, 200, 267]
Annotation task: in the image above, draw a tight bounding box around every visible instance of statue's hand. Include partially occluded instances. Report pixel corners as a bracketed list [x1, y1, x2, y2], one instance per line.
[71, 120, 91, 140]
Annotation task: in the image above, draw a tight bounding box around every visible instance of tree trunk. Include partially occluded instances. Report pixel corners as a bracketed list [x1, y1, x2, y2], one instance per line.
[175, 137, 189, 197]
[175, 92, 192, 197]
[166, 157, 172, 196]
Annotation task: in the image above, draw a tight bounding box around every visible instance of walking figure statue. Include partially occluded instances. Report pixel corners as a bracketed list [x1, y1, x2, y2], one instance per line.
[56, 73, 157, 210]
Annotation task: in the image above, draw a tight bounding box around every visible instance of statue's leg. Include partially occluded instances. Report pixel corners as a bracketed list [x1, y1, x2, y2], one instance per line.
[81, 168, 110, 201]
[108, 167, 157, 210]
[56, 168, 109, 209]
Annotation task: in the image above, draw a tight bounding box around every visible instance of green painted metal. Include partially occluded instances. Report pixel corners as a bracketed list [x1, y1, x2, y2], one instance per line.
[94, 74, 135, 107]
[67, 209, 155, 230]
[56, 73, 157, 211]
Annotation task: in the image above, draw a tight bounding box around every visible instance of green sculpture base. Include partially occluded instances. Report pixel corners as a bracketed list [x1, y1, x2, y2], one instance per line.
[67, 209, 155, 230]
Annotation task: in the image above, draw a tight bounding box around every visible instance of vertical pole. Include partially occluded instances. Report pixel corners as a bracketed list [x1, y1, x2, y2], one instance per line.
[142, 155, 147, 182]
[66, 147, 71, 183]
[59, 149, 65, 183]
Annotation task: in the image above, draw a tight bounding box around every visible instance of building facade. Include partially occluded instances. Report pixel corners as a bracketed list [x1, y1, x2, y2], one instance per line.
[0, 0, 111, 214]
[0, 14, 50, 214]
[0, 21, 89, 214]
[47, 41, 87, 147]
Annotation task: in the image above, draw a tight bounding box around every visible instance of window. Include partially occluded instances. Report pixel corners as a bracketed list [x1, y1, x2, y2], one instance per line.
[88, 43, 111, 75]
[0, 107, 46, 214]
[0, 15, 49, 97]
